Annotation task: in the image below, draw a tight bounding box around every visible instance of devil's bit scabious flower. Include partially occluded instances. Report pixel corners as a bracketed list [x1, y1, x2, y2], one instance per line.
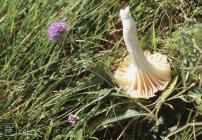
[114, 3, 171, 99]
[48, 21, 68, 42]
[68, 115, 78, 125]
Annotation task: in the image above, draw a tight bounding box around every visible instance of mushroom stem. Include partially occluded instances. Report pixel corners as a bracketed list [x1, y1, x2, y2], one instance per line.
[120, 7, 169, 79]
[119, 0, 129, 9]
[121, 13, 147, 67]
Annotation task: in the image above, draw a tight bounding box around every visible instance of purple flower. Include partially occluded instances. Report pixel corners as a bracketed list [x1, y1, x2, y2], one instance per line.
[48, 21, 68, 42]
[68, 114, 78, 125]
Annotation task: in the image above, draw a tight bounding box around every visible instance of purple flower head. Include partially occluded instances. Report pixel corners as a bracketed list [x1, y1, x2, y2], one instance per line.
[48, 21, 68, 42]
[68, 114, 78, 125]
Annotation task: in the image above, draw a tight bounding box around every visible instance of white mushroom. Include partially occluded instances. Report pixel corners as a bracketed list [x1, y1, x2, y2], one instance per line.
[114, 4, 171, 99]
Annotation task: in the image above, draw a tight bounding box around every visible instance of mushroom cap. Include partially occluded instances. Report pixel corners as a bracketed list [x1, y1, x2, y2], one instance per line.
[114, 51, 171, 99]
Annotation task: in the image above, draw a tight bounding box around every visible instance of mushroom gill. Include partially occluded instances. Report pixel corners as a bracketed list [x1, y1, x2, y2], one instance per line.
[114, 5, 171, 99]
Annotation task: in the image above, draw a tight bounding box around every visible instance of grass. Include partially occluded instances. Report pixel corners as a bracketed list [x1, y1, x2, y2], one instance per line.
[0, 0, 202, 139]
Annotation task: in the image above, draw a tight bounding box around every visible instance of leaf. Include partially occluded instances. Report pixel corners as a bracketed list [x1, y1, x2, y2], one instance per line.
[75, 129, 84, 140]
[187, 88, 202, 115]
[155, 76, 178, 116]
[101, 109, 147, 126]
[45, 120, 53, 140]
[158, 76, 178, 102]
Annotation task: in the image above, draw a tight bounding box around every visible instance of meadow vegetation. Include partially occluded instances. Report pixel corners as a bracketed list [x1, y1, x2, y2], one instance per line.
[0, 0, 202, 139]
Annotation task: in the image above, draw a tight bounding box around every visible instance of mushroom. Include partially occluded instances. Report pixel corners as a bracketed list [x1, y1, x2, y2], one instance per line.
[114, 2, 171, 99]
